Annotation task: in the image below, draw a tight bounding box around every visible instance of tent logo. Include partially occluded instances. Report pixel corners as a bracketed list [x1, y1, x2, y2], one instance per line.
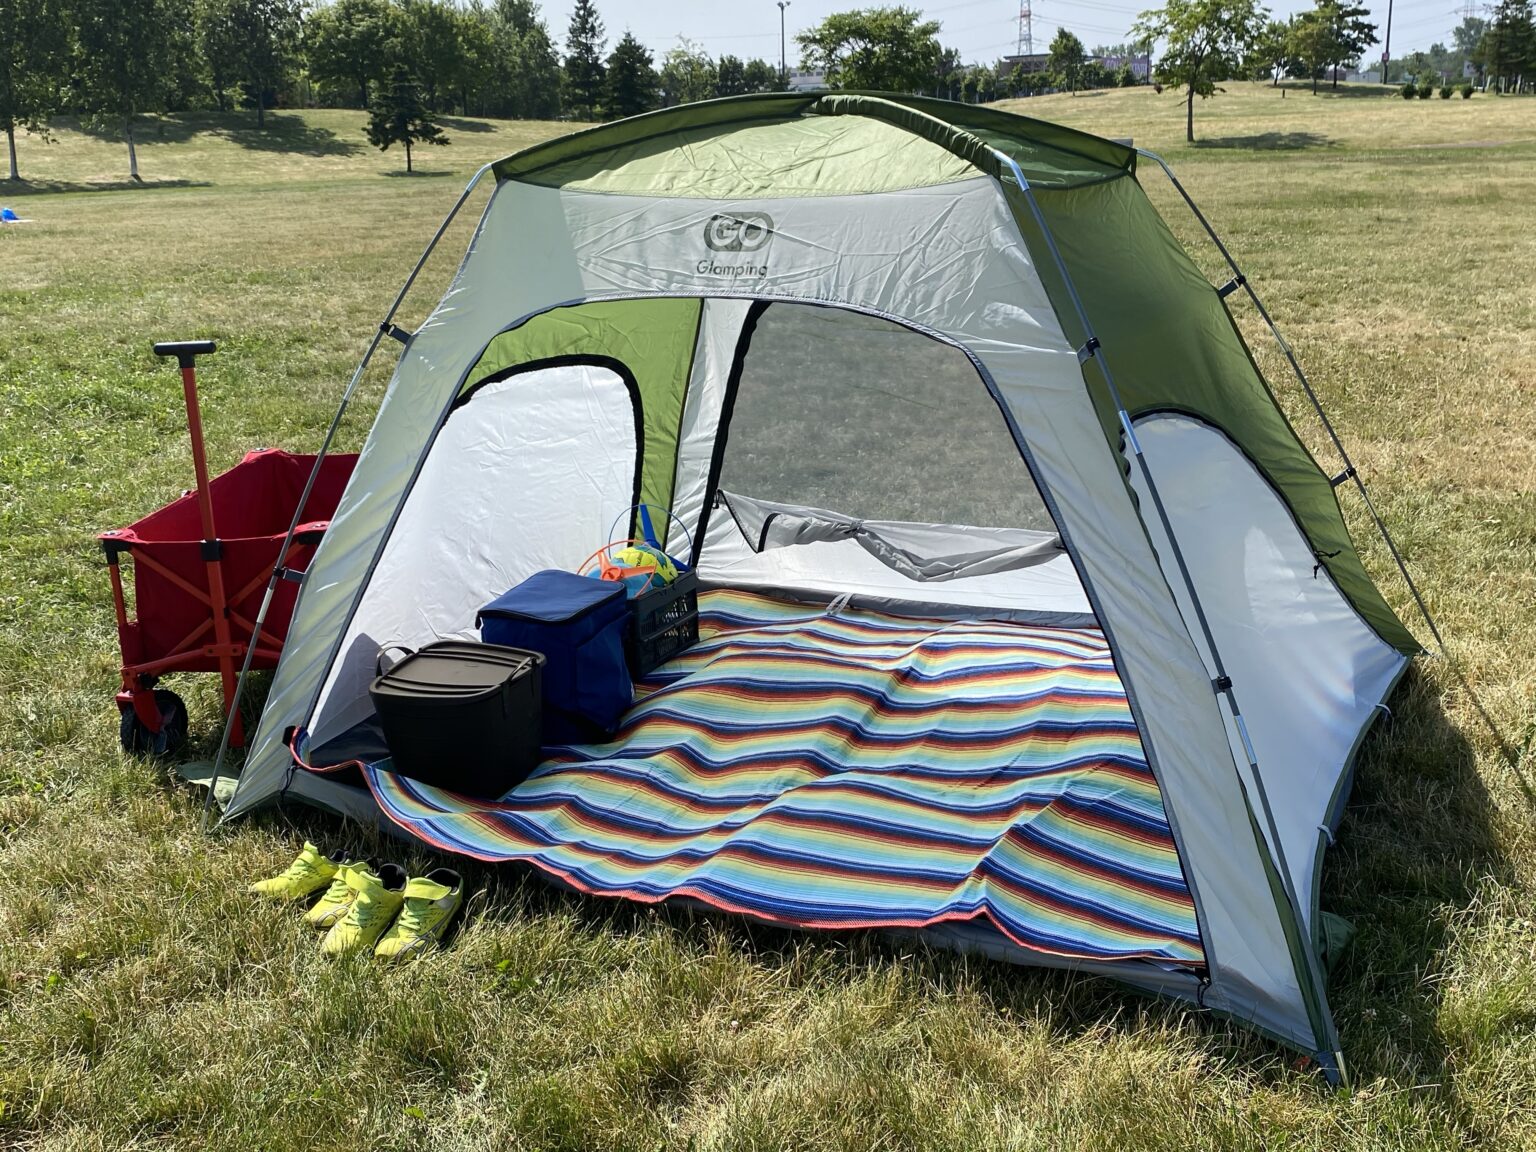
[704, 213, 774, 252]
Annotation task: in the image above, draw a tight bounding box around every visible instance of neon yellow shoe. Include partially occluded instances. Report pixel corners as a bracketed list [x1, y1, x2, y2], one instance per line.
[374, 869, 465, 961]
[302, 856, 380, 930]
[249, 842, 342, 903]
[320, 863, 407, 958]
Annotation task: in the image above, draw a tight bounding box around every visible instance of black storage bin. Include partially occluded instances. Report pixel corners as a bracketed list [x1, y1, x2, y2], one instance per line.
[369, 641, 543, 799]
[626, 569, 700, 677]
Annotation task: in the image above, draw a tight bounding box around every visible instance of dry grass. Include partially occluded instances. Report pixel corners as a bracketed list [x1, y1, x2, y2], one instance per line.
[2, 86, 1534, 1150]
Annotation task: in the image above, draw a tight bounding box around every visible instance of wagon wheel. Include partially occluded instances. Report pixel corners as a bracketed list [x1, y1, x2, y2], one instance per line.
[119, 690, 189, 757]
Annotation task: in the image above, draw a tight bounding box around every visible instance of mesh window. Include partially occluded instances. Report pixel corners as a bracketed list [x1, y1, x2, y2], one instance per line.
[718, 304, 1056, 531]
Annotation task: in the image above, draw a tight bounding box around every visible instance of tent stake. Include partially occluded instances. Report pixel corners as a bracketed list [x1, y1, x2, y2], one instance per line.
[992, 148, 1342, 1074]
[1134, 148, 1445, 655]
[199, 163, 495, 832]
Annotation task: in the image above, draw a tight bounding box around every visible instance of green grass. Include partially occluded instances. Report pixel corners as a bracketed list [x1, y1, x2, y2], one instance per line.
[2, 87, 1534, 1149]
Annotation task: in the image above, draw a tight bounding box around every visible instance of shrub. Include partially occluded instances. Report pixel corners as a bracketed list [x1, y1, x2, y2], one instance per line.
[1401, 80, 1418, 99]
[1439, 84, 1453, 98]
[1460, 83, 1474, 99]
[1417, 81, 1434, 99]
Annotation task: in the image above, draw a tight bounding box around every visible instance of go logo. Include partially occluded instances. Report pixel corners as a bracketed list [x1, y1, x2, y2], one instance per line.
[704, 213, 774, 252]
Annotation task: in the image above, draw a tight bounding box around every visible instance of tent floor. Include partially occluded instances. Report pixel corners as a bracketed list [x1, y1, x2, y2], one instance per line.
[321, 588, 1207, 969]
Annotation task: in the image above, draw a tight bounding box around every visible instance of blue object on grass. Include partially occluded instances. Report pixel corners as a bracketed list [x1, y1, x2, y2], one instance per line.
[477, 570, 632, 741]
[0, 208, 18, 223]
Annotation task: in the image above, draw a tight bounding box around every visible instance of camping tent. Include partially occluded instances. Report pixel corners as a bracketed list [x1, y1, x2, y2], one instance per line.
[215, 93, 1427, 1080]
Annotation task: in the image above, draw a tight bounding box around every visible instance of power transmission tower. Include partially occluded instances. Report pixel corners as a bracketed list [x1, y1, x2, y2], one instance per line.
[1018, 2, 1034, 55]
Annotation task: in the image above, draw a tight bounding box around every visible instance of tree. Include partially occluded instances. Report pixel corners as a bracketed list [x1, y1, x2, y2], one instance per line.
[1048, 27, 1088, 92]
[659, 39, 716, 106]
[796, 6, 941, 93]
[1484, 0, 1533, 89]
[400, 0, 468, 112]
[1311, 0, 1376, 88]
[716, 54, 746, 96]
[741, 58, 779, 92]
[497, 0, 562, 120]
[563, 0, 605, 120]
[228, 0, 303, 127]
[1, 0, 69, 180]
[935, 44, 964, 99]
[73, 0, 181, 180]
[306, 0, 400, 109]
[1250, 17, 1290, 83]
[605, 30, 657, 118]
[199, 0, 243, 112]
[365, 65, 447, 171]
[1133, 0, 1266, 143]
[1287, 9, 1331, 92]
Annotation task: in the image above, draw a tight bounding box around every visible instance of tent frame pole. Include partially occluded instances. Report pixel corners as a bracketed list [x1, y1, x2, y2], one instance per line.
[990, 149, 1344, 1079]
[200, 163, 495, 831]
[1135, 148, 1443, 654]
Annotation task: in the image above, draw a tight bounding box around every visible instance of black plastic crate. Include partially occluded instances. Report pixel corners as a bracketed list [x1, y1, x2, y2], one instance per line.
[626, 569, 700, 677]
[370, 641, 543, 799]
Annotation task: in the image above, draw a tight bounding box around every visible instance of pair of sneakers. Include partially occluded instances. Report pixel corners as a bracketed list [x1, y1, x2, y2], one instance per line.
[250, 841, 464, 960]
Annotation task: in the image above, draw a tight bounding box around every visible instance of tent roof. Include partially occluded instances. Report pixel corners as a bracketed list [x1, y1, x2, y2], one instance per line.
[492, 92, 1137, 196]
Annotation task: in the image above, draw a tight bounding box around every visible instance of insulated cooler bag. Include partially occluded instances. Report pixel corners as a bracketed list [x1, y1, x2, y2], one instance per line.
[477, 570, 632, 740]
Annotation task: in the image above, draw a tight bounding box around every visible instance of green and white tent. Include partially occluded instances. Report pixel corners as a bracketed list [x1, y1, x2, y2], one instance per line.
[216, 94, 1427, 1080]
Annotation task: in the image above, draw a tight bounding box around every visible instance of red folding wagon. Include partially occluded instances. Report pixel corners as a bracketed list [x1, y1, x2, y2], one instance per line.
[100, 341, 357, 754]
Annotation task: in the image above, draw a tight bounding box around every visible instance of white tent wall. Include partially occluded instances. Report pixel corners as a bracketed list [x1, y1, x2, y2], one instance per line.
[225, 168, 1333, 1058]
[1129, 413, 1409, 935]
[307, 363, 641, 751]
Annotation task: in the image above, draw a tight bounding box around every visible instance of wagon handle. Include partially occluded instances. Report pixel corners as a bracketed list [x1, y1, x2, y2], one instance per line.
[153, 337, 242, 752]
[153, 340, 217, 368]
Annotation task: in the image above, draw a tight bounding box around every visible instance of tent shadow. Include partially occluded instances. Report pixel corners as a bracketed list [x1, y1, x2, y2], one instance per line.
[1318, 662, 1508, 1084]
[1194, 131, 1334, 151]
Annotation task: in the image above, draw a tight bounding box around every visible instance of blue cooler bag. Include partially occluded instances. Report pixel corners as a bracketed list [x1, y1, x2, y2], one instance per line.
[477, 570, 631, 740]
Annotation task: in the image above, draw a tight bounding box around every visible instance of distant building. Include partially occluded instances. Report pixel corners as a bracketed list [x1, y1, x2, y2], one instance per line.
[786, 70, 827, 92]
[1000, 52, 1052, 75]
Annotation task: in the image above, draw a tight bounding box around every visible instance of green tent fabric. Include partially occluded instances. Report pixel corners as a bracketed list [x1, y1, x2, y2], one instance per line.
[464, 298, 703, 524]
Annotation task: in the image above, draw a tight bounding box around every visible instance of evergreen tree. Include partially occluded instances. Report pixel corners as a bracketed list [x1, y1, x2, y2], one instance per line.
[364, 65, 448, 171]
[1, 0, 70, 180]
[563, 0, 605, 120]
[605, 30, 657, 118]
[73, 0, 181, 180]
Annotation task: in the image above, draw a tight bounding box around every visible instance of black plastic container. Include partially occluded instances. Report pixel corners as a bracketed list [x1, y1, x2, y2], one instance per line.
[626, 569, 700, 677]
[369, 641, 543, 799]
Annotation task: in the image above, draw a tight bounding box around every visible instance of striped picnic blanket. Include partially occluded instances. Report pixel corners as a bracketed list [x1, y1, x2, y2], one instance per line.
[363, 589, 1205, 967]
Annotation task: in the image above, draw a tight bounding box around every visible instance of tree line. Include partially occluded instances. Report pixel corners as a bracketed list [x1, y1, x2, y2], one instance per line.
[0, 0, 791, 181]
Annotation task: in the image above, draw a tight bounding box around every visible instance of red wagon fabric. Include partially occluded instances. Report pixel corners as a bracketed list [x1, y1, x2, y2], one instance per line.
[103, 449, 357, 673]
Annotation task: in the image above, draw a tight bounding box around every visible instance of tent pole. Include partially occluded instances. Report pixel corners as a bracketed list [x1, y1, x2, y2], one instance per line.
[990, 149, 1343, 1077]
[199, 163, 496, 832]
[1134, 147, 1444, 655]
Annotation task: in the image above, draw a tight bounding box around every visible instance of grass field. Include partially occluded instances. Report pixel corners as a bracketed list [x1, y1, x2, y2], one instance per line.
[2, 84, 1534, 1150]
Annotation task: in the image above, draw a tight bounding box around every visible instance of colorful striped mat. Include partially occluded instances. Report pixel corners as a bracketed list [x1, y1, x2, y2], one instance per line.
[361, 589, 1205, 967]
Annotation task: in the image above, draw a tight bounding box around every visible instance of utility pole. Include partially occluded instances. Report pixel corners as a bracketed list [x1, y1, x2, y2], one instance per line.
[778, 1, 791, 88]
[1382, 0, 1393, 84]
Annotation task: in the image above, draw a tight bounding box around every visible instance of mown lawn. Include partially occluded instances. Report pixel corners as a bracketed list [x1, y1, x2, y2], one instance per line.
[1, 86, 1533, 1150]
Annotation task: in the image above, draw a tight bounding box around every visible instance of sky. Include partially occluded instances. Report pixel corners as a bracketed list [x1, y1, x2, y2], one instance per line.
[537, 0, 1471, 71]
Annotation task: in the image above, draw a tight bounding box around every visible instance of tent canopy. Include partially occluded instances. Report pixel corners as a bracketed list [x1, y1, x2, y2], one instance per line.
[220, 93, 1415, 1080]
